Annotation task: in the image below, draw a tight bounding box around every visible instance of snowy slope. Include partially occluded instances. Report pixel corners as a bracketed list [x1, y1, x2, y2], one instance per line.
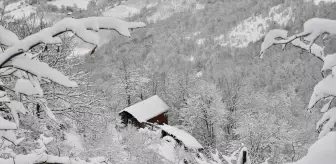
[103, 5, 140, 19]
[4, 1, 36, 20]
[215, 4, 294, 48]
[48, 0, 91, 10]
[4, 0, 24, 12]
[103, 0, 204, 22]
[312, 0, 336, 5]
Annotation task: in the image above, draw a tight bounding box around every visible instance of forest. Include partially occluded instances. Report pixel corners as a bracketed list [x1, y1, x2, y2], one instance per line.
[0, 0, 335, 164]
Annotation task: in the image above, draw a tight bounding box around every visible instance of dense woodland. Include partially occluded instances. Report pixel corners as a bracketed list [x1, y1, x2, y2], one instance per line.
[0, 0, 336, 163]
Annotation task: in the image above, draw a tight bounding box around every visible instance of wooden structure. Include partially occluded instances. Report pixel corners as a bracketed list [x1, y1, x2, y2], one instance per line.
[119, 95, 169, 128]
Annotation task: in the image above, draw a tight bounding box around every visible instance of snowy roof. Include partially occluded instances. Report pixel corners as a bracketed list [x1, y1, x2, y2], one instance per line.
[159, 124, 203, 149]
[119, 95, 169, 123]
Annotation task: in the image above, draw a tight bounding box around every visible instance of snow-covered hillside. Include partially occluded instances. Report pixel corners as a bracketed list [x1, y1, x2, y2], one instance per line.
[215, 4, 294, 48]
[48, 0, 91, 10]
[103, 0, 204, 22]
[311, 0, 336, 5]
[3, 0, 36, 20]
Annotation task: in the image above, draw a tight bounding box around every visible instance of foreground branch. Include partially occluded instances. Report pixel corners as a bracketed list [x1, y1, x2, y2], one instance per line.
[0, 17, 146, 67]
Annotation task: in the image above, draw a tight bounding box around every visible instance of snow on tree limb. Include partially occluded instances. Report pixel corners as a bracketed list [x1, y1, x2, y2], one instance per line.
[316, 107, 336, 139]
[260, 29, 325, 61]
[272, 18, 336, 53]
[321, 53, 336, 75]
[289, 38, 325, 61]
[0, 17, 146, 67]
[321, 97, 334, 112]
[13, 79, 40, 96]
[7, 55, 77, 88]
[260, 29, 288, 59]
[307, 75, 336, 111]
[5, 101, 28, 115]
[290, 132, 336, 164]
[0, 116, 17, 130]
[0, 130, 25, 145]
[0, 25, 20, 47]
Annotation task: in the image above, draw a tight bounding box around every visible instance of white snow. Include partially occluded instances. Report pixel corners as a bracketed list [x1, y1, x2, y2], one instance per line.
[259, 29, 288, 58]
[308, 75, 336, 109]
[44, 105, 58, 122]
[321, 97, 333, 112]
[215, 4, 294, 48]
[195, 3, 205, 10]
[316, 107, 336, 138]
[11, 56, 78, 87]
[159, 124, 203, 149]
[68, 47, 93, 59]
[312, 0, 336, 5]
[322, 53, 336, 72]
[293, 131, 336, 164]
[146, 0, 199, 23]
[14, 79, 40, 96]
[188, 56, 195, 62]
[196, 71, 203, 78]
[103, 5, 140, 19]
[4, 5, 36, 20]
[48, 0, 91, 10]
[0, 116, 17, 130]
[63, 131, 84, 155]
[4, 0, 24, 12]
[196, 38, 205, 45]
[149, 136, 179, 163]
[119, 95, 169, 123]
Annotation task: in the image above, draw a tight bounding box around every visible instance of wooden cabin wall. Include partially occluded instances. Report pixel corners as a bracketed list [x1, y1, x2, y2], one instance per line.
[148, 113, 168, 125]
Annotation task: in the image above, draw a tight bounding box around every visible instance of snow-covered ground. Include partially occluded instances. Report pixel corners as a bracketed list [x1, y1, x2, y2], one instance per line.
[48, 0, 91, 10]
[215, 4, 294, 48]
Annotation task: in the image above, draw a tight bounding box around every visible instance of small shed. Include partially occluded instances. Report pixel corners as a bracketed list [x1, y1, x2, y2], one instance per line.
[159, 124, 203, 151]
[119, 95, 169, 128]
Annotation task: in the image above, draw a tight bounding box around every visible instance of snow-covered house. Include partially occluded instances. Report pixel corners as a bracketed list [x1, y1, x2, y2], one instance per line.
[119, 95, 169, 128]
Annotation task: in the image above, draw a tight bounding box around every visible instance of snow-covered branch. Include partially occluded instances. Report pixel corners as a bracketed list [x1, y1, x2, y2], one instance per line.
[265, 18, 336, 53]
[260, 29, 288, 59]
[316, 107, 336, 139]
[260, 29, 325, 61]
[307, 74, 336, 111]
[0, 17, 146, 67]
